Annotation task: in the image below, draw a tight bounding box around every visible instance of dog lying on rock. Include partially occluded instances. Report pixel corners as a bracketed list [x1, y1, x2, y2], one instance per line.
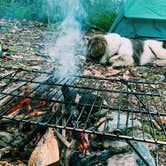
[87, 33, 166, 67]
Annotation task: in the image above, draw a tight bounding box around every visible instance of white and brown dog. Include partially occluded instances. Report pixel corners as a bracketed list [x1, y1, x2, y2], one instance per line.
[87, 33, 166, 67]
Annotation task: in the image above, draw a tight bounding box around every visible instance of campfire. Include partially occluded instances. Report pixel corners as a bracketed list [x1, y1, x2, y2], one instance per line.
[0, 66, 166, 165]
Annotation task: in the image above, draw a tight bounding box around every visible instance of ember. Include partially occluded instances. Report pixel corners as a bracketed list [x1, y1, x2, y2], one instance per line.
[7, 98, 31, 115]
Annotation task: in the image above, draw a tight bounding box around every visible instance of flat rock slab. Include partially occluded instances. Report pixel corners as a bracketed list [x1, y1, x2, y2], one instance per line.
[98, 111, 141, 133]
[104, 140, 130, 154]
[107, 153, 138, 166]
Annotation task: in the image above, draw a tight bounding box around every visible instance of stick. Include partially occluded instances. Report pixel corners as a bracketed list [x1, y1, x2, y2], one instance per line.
[54, 129, 74, 148]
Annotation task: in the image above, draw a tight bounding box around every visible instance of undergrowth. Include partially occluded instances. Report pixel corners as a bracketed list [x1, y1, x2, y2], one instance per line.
[0, 0, 121, 32]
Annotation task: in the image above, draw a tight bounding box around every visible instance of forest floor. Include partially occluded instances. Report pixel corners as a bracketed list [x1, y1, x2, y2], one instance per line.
[0, 18, 166, 165]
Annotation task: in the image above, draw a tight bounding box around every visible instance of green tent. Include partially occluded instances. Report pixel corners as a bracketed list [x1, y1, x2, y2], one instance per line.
[109, 0, 166, 40]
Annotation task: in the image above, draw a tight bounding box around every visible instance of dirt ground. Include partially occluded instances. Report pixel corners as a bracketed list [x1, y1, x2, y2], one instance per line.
[0, 18, 166, 165]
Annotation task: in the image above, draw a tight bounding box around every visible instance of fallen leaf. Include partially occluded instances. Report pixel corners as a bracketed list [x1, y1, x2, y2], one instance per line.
[123, 70, 131, 80]
[31, 66, 42, 70]
[162, 116, 166, 125]
[83, 69, 92, 75]
[105, 67, 121, 77]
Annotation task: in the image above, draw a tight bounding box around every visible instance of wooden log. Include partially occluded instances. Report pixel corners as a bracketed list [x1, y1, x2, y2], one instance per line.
[28, 128, 59, 166]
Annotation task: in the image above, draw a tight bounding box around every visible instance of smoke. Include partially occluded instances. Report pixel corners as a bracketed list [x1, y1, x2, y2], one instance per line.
[45, 0, 86, 79]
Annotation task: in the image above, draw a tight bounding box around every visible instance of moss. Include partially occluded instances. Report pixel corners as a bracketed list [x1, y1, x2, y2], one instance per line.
[143, 124, 151, 134]
[150, 74, 161, 81]
[156, 131, 165, 140]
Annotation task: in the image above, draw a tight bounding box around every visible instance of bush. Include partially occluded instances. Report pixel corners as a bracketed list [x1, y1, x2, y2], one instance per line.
[83, 0, 120, 31]
[0, 1, 36, 19]
[0, 0, 121, 31]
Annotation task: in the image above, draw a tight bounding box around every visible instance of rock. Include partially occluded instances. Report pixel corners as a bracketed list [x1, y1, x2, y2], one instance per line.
[98, 111, 141, 133]
[134, 142, 155, 166]
[0, 131, 13, 148]
[2, 45, 8, 51]
[0, 42, 2, 56]
[107, 153, 138, 166]
[158, 75, 165, 81]
[104, 140, 130, 154]
[132, 130, 155, 151]
[139, 66, 148, 72]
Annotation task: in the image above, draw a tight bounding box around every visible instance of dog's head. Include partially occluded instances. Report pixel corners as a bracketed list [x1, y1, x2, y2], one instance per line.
[86, 34, 107, 63]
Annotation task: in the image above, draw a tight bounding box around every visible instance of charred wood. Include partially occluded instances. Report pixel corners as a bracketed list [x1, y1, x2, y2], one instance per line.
[70, 150, 111, 166]
[61, 84, 103, 125]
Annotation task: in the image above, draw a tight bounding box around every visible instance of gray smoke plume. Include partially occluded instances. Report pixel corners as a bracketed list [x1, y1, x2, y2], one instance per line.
[45, 0, 86, 79]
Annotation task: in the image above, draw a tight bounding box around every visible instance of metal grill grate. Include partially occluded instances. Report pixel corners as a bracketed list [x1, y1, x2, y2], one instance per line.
[0, 66, 166, 145]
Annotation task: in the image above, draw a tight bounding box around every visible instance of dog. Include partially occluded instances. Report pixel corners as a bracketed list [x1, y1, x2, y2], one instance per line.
[87, 33, 166, 67]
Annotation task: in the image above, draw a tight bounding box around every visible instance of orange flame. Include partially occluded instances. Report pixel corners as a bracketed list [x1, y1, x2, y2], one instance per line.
[78, 138, 88, 153]
[7, 98, 32, 115]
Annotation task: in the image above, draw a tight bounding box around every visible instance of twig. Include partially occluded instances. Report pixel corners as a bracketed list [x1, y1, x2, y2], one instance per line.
[54, 129, 74, 148]
[152, 120, 161, 130]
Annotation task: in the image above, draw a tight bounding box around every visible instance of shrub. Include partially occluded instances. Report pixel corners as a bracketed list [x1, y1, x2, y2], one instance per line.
[0, 1, 36, 19]
[0, 0, 121, 31]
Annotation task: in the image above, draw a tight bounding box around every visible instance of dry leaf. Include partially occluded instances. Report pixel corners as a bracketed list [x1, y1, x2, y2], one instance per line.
[162, 116, 166, 125]
[31, 66, 42, 70]
[123, 70, 130, 80]
[105, 67, 121, 77]
[83, 69, 92, 75]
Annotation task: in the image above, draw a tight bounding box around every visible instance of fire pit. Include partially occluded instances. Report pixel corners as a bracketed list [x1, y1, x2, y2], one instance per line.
[0, 66, 166, 165]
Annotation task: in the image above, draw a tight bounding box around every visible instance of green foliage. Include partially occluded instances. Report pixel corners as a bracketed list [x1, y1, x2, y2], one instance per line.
[0, 1, 36, 19]
[143, 124, 151, 133]
[0, 0, 121, 31]
[83, 0, 119, 31]
[88, 12, 117, 32]
[156, 130, 165, 140]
